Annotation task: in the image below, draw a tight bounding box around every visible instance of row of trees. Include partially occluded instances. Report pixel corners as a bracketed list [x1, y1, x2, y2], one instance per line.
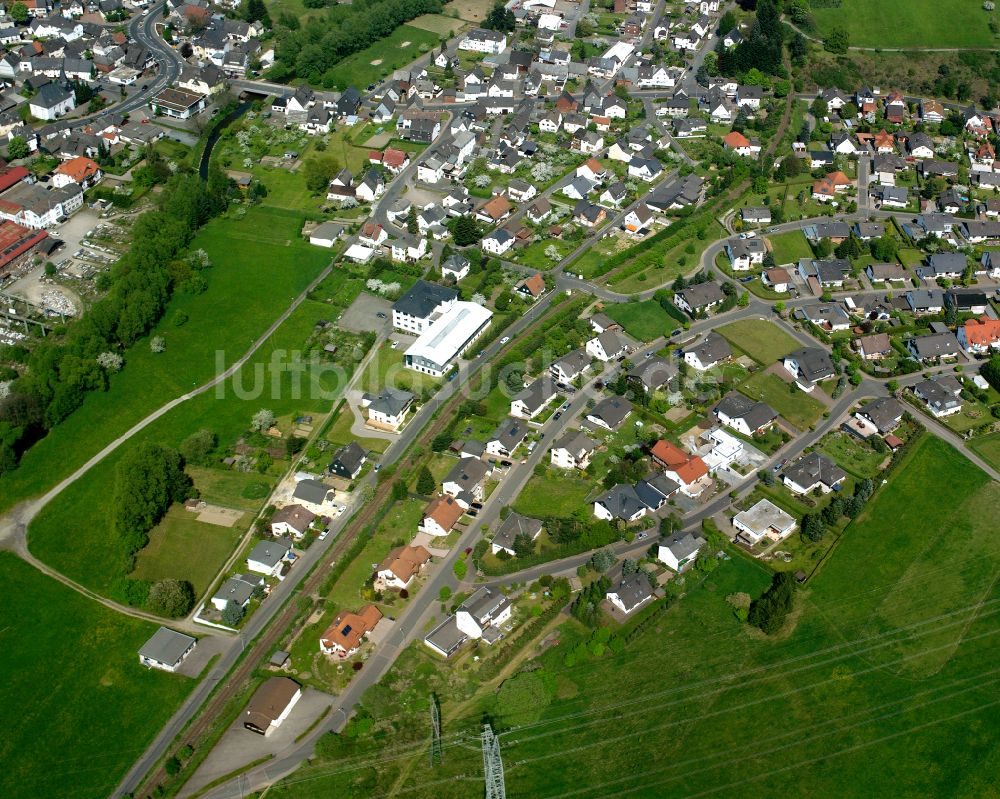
[271, 0, 444, 85]
[801, 478, 874, 542]
[0, 169, 235, 474]
[114, 443, 194, 571]
[748, 571, 796, 634]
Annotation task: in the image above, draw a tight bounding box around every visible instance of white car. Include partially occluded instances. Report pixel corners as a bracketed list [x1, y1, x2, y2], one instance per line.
[738, 231, 757, 239]
[390, 340, 399, 349]
[500, 336, 511, 345]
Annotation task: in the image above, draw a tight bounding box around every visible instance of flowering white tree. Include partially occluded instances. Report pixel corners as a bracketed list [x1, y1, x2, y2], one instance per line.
[150, 336, 166, 353]
[471, 293, 486, 305]
[251, 408, 275, 432]
[96, 351, 123, 372]
[473, 174, 491, 188]
[545, 244, 561, 261]
[531, 161, 553, 182]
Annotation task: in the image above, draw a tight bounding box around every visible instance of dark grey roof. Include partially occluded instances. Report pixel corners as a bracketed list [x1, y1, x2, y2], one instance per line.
[909, 331, 960, 359]
[292, 478, 334, 505]
[628, 357, 676, 391]
[214, 573, 260, 606]
[716, 392, 778, 429]
[913, 378, 961, 412]
[785, 347, 834, 382]
[687, 332, 731, 366]
[588, 396, 632, 428]
[609, 572, 653, 612]
[459, 586, 509, 622]
[444, 457, 491, 490]
[677, 282, 725, 309]
[328, 441, 367, 474]
[368, 386, 414, 417]
[247, 539, 291, 569]
[858, 397, 904, 433]
[783, 452, 846, 490]
[513, 376, 557, 412]
[492, 512, 542, 552]
[553, 430, 596, 457]
[661, 531, 705, 563]
[392, 279, 458, 318]
[489, 417, 527, 451]
[596, 483, 646, 520]
[138, 627, 195, 665]
[552, 348, 591, 378]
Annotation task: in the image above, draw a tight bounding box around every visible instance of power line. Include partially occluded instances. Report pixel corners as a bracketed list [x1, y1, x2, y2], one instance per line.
[482, 724, 506, 799]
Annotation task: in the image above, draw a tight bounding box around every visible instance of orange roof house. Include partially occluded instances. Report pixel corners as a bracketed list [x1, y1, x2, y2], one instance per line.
[53, 156, 101, 187]
[478, 194, 513, 223]
[320, 604, 383, 657]
[419, 495, 465, 536]
[722, 131, 750, 150]
[812, 171, 851, 201]
[960, 316, 1000, 353]
[650, 440, 709, 489]
[873, 130, 895, 152]
[517, 273, 545, 298]
[376, 544, 431, 588]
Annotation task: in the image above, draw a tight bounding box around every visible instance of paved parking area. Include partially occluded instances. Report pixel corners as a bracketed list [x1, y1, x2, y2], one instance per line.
[338, 292, 392, 333]
[180, 687, 336, 798]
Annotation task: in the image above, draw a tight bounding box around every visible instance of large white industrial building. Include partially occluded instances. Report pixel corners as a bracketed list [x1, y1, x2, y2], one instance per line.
[404, 302, 493, 377]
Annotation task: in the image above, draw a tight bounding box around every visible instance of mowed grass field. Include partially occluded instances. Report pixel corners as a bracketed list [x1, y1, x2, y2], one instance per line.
[604, 299, 675, 342]
[0, 554, 193, 799]
[717, 319, 800, 364]
[0, 206, 331, 517]
[812, 0, 996, 48]
[28, 297, 342, 595]
[767, 230, 813, 265]
[267, 436, 1000, 798]
[740, 371, 826, 430]
[323, 25, 439, 90]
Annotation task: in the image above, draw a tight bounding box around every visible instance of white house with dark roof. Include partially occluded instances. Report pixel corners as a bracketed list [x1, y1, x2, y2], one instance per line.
[658, 532, 705, 571]
[551, 430, 596, 469]
[363, 387, 414, 431]
[586, 329, 629, 362]
[392, 280, 458, 334]
[607, 572, 654, 614]
[783, 347, 835, 392]
[511, 376, 557, 419]
[491, 513, 542, 556]
[684, 332, 732, 371]
[714, 393, 778, 436]
[782, 452, 846, 495]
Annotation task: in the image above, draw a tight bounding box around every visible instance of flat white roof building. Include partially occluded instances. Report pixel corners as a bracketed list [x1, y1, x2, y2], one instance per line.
[404, 301, 493, 377]
[732, 499, 796, 545]
[603, 40, 635, 66]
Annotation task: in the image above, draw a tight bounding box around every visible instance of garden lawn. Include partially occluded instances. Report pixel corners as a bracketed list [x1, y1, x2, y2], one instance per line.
[186, 465, 274, 512]
[513, 470, 595, 519]
[0, 553, 194, 799]
[717, 319, 800, 364]
[740, 372, 825, 430]
[267, 436, 1000, 799]
[0, 206, 332, 515]
[817, 430, 887, 479]
[812, 0, 996, 48]
[359, 342, 442, 397]
[131, 506, 243, 597]
[322, 26, 439, 90]
[28, 298, 351, 596]
[767, 230, 812, 265]
[604, 300, 673, 342]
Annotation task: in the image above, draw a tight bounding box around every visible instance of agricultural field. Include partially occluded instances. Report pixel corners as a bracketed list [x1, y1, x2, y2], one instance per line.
[0, 553, 194, 799]
[717, 319, 800, 365]
[0, 206, 332, 517]
[740, 372, 826, 430]
[811, 0, 996, 48]
[266, 436, 1000, 799]
[408, 12, 465, 35]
